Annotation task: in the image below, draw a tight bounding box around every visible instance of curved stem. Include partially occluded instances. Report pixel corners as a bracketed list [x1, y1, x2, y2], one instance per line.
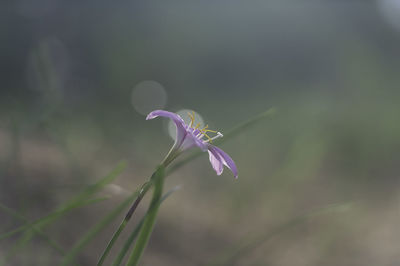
[98, 148, 176, 265]
[125, 165, 165, 266]
[97, 181, 152, 266]
[112, 186, 180, 266]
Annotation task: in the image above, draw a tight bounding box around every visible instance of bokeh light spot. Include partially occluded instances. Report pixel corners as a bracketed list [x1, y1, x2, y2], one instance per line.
[131, 80, 167, 116]
[379, 0, 400, 31]
[167, 109, 204, 140]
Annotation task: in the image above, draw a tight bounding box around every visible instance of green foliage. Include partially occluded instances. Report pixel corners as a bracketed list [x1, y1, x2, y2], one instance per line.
[207, 202, 354, 266]
[1, 108, 276, 265]
[126, 165, 165, 266]
[0, 161, 126, 264]
[111, 186, 180, 266]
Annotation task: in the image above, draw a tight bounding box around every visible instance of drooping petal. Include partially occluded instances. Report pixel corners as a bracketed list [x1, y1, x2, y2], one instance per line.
[208, 148, 224, 175]
[209, 146, 238, 178]
[146, 110, 187, 147]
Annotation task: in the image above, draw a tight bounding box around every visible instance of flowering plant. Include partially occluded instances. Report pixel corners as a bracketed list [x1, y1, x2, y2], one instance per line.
[97, 109, 279, 266]
[147, 110, 238, 178]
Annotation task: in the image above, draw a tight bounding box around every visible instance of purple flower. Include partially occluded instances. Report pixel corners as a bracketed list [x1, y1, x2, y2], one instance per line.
[146, 110, 238, 178]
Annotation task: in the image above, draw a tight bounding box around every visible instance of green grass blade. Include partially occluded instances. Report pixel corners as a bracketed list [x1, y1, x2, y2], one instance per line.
[126, 166, 165, 266]
[0, 229, 34, 266]
[111, 185, 180, 266]
[112, 219, 144, 266]
[70, 161, 127, 204]
[0, 161, 125, 241]
[0, 202, 65, 255]
[96, 220, 128, 266]
[208, 202, 353, 266]
[97, 180, 154, 266]
[167, 108, 276, 175]
[0, 197, 107, 240]
[60, 191, 142, 266]
[0, 198, 107, 266]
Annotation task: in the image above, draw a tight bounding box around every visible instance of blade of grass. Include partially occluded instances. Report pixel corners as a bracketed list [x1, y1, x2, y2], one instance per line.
[0, 197, 107, 240]
[70, 161, 127, 203]
[60, 190, 144, 266]
[126, 166, 165, 266]
[167, 108, 276, 175]
[208, 202, 354, 266]
[112, 217, 144, 266]
[0, 202, 65, 255]
[0, 198, 108, 266]
[0, 161, 125, 241]
[108, 185, 181, 266]
[0, 229, 34, 266]
[97, 181, 156, 265]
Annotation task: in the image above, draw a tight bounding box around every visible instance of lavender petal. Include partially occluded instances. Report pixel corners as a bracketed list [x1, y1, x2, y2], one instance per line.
[146, 110, 187, 147]
[208, 148, 224, 175]
[210, 146, 238, 178]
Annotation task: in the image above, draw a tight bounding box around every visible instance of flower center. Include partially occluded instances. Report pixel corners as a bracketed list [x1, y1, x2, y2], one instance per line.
[188, 111, 223, 143]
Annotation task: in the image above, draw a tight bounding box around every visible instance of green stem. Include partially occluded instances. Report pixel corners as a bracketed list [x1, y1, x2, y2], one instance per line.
[112, 186, 180, 266]
[98, 147, 177, 265]
[97, 181, 153, 266]
[125, 165, 165, 266]
[97, 220, 127, 266]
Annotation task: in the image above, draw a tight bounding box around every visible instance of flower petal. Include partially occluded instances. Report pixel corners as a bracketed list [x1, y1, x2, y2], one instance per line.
[180, 128, 208, 151]
[146, 110, 185, 125]
[146, 110, 187, 147]
[208, 148, 224, 175]
[209, 146, 238, 178]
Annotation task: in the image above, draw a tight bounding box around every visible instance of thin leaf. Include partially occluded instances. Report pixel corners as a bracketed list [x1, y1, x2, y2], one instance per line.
[167, 108, 276, 175]
[60, 191, 142, 266]
[0, 229, 34, 266]
[208, 202, 354, 266]
[0, 202, 65, 254]
[126, 166, 165, 266]
[97, 180, 155, 266]
[70, 161, 127, 203]
[0, 197, 107, 240]
[110, 185, 181, 266]
[0, 161, 125, 242]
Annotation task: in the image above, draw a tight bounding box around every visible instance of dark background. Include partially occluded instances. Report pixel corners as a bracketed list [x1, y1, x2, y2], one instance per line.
[1, 1, 400, 265]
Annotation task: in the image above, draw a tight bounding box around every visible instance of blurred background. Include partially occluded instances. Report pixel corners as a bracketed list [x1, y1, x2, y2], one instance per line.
[1, 0, 400, 265]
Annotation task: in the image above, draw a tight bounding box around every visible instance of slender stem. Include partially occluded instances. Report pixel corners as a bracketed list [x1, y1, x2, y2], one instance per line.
[112, 186, 180, 266]
[125, 165, 165, 266]
[124, 181, 152, 221]
[97, 182, 152, 266]
[124, 145, 176, 223]
[112, 220, 144, 266]
[103, 146, 180, 260]
[96, 220, 127, 266]
[98, 147, 177, 265]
